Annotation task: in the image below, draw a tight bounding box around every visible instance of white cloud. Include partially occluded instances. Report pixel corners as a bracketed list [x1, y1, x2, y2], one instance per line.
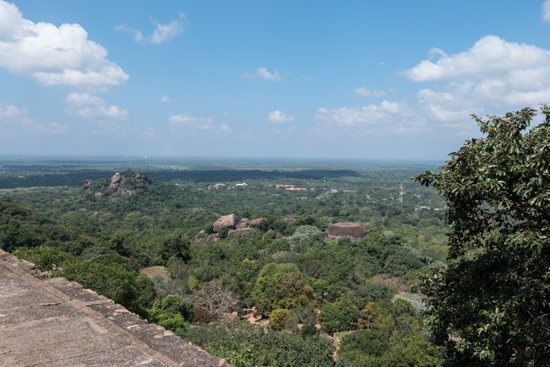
[160, 95, 174, 103]
[169, 113, 214, 130]
[0, 1, 128, 89]
[402, 35, 550, 120]
[168, 113, 231, 134]
[402, 35, 550, 82]
[116, 13, 185, 45]
[315, 101, 410, 127]
[115, 24, 143, 42]
[268, 110, 295, 123]
[0, 103, 25, 119]
[151, 19, 184, 44]
[543, 1, 550, 22]
[241, 67, 281, 81]
[0, 104, 69, 133]
[354, 87, 387, 98]
[417, 87, 484, 122]
[64, 93, 128, 122]
[389, 118, 432, 135]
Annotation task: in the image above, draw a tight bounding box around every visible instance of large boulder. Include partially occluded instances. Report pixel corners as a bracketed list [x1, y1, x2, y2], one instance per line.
[213, 214, 241, 232]
[236, 218, 251, 229]
[283, 218, 296, 224]
[325, 222, 369, 243]
[249, 218, 264, 228]
[106, 172, 127, 195]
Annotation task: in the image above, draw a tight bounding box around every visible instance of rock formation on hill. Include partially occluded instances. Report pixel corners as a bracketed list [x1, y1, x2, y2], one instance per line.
[324, 222, 370, 243]
[86, 170, 152, 199]
[213, 214, 241, 232]
[195, 215, 265, 243]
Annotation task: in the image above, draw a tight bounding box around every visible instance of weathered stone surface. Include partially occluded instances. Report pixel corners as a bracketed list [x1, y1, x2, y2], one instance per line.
[213, 214, 241, 232]
[85, 179, 93, 186]
[236, 218, 250, 229]
[324, 222, 370, 243]
[0, 249, 233, 367]
[249, 218, 264, 228]
[283, 218, 296, 224]
[198, 233, 220, 243]
[228, 228, 254, 236]
[94, 192, 104, 199]
[107, 172, 127, 194]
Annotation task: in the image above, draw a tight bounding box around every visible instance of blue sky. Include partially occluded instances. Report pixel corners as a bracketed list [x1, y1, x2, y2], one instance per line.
[1, 0, 550, 159]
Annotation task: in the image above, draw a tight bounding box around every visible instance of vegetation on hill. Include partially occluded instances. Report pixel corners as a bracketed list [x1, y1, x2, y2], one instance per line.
[1, 160, 449, 366]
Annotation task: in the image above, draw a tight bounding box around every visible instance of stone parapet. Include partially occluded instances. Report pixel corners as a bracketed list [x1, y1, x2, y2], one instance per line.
[0, 249, 233, 367]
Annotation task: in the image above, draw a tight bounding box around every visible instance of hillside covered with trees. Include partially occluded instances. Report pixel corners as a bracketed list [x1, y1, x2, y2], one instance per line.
[0, 159, 447, 366]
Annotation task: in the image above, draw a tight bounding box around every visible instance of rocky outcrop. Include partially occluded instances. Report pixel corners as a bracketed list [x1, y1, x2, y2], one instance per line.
[236, 218, 250, 229]
[198, 233, 220, 243]
[107, 172, 127, 194]
[235, 217, 263, 229]
[325, 222, 370, 243]
[89, 171, 150, 199]
[283, 218, 296, 224]
[213, 214, 240, 232]
[249, 218, 263, 228]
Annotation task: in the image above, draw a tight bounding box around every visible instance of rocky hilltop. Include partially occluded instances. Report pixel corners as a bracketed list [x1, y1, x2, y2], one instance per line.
[194, 214, 369, 244]
[194, 214, 264, 243]
[85, 170, 152, 199]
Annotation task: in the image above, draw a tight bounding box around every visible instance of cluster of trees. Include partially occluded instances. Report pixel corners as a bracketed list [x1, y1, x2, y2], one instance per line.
[414, 107, 550, 365]
[4, 106, 549, 366]
[2, 190, 439, 365]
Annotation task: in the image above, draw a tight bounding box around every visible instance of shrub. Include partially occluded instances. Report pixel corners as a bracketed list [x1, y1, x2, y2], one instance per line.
[269, 309, 289, 331]
[179, 319, 335, 367]
[192, 309, 214, 325]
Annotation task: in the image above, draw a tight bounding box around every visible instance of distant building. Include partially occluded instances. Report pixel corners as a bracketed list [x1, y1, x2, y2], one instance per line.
[276, 184, 294, 188]
[285, 188, 307, 191]
[236, 183, 248, 187]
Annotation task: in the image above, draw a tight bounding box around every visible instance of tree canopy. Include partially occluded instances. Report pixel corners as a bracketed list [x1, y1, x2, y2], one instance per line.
[414, 106, 550, 366]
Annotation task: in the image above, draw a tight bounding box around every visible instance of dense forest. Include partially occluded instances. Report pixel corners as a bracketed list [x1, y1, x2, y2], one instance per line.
[0, 159, 447, 366]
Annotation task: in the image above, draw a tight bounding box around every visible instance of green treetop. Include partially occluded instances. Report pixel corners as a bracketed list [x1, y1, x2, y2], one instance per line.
[414, 106, 550, 366]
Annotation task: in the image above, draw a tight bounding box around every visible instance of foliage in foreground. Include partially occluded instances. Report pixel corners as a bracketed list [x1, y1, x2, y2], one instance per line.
[178, 319, 336, 367]
[13, 246, 156, 316]
[414, 106, 550, 366]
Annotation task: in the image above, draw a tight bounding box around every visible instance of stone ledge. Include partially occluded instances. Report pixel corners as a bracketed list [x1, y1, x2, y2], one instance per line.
[0, 249, 233, 367]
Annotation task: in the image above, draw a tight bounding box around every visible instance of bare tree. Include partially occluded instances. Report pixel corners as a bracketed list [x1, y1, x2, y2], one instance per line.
[189, 280, 237, 319]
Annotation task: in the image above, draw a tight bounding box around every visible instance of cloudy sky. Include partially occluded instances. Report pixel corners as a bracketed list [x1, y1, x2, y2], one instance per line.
[1, 0, 550, 159]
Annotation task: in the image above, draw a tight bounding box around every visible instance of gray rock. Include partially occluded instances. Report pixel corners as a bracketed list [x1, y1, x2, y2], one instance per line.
[236, 218, 250, 229]
[213, 214, 241, 232]
[248, 218, 263, 228]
